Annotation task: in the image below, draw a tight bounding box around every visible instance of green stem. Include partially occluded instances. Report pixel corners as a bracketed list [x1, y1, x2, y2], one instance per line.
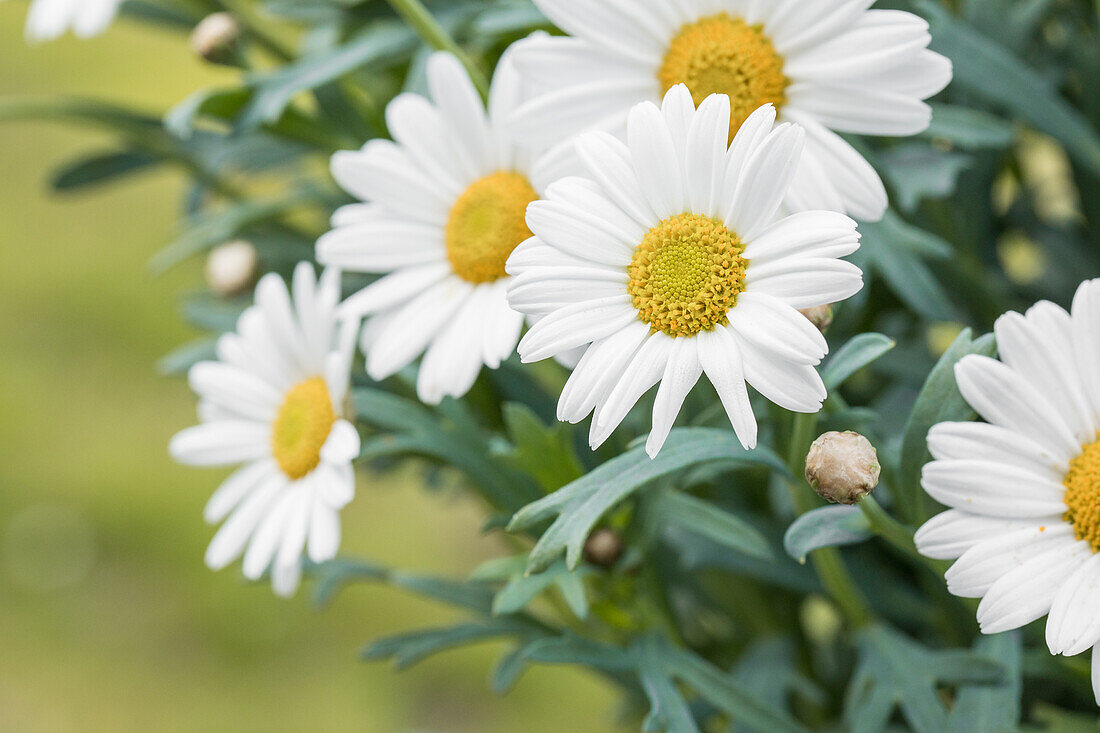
[384, 0, 490, 98]
[857, 495, 925, 564]
[785, 412, 871, 628]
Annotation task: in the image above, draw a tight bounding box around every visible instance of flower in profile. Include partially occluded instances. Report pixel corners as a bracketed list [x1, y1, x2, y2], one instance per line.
[170, 263, 360, 597]
[509, 0, 951, 221]
[21, 0, 122, 42]
[507, 87, 863, 457]
[915, 279, 1100, 703]
[318, 50, 561, 404]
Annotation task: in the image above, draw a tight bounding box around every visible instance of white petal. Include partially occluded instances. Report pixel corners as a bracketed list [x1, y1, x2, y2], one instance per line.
[205, 474, 285, 570]
[204, 460, 278, 525]
[188, 362, 281, 422]
[697, 326, 757, 449]
[170, 421, 270, 467]
[242, 488, 298, 580]
[316, 221, 445, 273]
[945, 524, 1074, 598]
[725, 291, 828, 366]
[627, 99, 685, 219]
[646, 338, 702, 457]
[742, 211, 860, 263]
[1047, 554, 1100, 656]
[977, 540, 1091, 634]
[1071, 279, 1100, 428]
[366, 277, 473, 380]
[575, 131, 659, 228]
[426, 52, 493, 170]
[726, 123, 805, 240]
[739, 338, 827, 413]
[308, 503, 342, 563]
[320, 420, 360, 464]
[744, 257, 863, 310]
[927, 422, 1067, 480]
[915, 509, 1053, 561]
[590, 332, 673, 449]
[337, 263, 452, 319]
[557, 320, 651, 423]
[685, 93, 732, 217]
[921, 459, 1068, 518]
[417, 285, 491, 404]
[518, 296, 638, 363]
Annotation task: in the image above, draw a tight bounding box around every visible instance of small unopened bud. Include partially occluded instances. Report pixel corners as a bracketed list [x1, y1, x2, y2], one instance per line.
[804, 431, 880, 505]
[584, 528, 624, 568]
[191, 13, 241, 65]
[798, 304, 834, 333]
[205, 240, 258, 297]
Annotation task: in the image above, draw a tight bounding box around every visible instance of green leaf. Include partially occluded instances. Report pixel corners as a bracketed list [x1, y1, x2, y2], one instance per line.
[858, 211, 957, 320]
[845, 625, 1006, 733]
[919, 0, 1100, 177]
[666, 640, 811, 733]
[51, 150, 162, 191]
[821, 333, 897, 390]
[352, 387, 438, 434]
[501, 403, 584, 492]
[947, 633, 1022, 732]
[239, 22, 416, 130]
[492, 560, 590, 619]
[362, 620, 530, 670]
[898, 328, 997, 523]
[509, 428, 788, 573]
[879, 144, 972, 214]
[181, 295, 247, 333]
[924, 104, 1015, 150]
[783, 506, 873, 564]
[652, 490, 773, 560]
[165, 87, 251, 139]
[157, 338, 218, 376]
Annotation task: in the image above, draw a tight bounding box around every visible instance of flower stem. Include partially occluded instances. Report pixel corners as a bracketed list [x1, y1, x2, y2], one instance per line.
[384, 0, 491, 98]
[785, 412, 871, 628]
[857, 494, 925, 564]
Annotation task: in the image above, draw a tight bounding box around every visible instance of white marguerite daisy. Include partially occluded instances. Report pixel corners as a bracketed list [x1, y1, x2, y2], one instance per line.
[16, 0, 122, 41]
[318, 50, 562, 404]
[915, 278, 1100, 703]
[169, 263, 360, 597]
[508, 0, 952, 221]
[506, 86, 863, 458]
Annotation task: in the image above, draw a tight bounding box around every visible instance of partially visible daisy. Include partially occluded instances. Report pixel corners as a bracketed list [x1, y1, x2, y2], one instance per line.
[170, 263, 360, 597]
[915, 278, 1100, 704]
[507, 86, 863, 457]
[509, 0, 952, 221]
[18, 0, 122, 42]
[318, 50, 561, 403]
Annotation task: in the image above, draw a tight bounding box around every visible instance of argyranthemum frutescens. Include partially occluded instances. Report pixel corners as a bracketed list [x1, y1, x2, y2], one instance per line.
[19, 0, 122, 41]
[170, 263, 360, 597]
[506, 87, 863, 458]
[508, 0, 951, 221]
[318, 50, 566, 404]
[916, 279, 1100, 702]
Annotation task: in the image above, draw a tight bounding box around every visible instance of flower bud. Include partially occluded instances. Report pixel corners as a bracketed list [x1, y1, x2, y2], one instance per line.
[798, 304, 833, 333]
[191, 13, 241, 65]
[205, 240, 258, 297]
[584, 528, 624, 568]
[804, 431, 880, 505]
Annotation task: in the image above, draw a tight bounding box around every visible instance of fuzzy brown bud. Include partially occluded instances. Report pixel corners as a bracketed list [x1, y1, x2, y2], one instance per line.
[205, 240, 258, 297]
[191, 13, 241, 65]
[804, 431, 880, 505]
[584, 528, 624, 568]
[798, 304, 834, 333]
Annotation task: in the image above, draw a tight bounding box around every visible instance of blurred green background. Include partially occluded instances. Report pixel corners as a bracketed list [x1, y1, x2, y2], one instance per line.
[0, 7, 618, 731]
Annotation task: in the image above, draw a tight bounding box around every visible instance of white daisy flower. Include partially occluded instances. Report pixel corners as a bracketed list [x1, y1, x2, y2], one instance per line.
[169, 263, 361, 597]
[508, 0, 952, 221]
[915, 278, 1100, 703]
[318, 50, 560, 404]
[507, 87, 863, 458]
[18, 0, 122, 42]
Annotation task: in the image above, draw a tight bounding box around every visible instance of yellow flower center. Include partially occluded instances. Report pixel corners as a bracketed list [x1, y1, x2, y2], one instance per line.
[659, 14, 788, 142]
[1064, 435, 1100, 552]
[627, 213, 747, 338]
[271, 377, 336, 480]
[445, 171, 538, 284]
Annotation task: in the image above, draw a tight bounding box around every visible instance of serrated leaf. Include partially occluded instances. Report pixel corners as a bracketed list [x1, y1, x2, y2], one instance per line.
[821, 333, 897, 390]
[501, 402, 584, 492]
[509, 428, 788, 573]
[653, 490, 773, 560]
[898, 328, 997, 523]
[783, 506, 873, 564]
[947, 633, 1022, 733]
[158, 338, 218, 376]
[362, 620, 529, 670]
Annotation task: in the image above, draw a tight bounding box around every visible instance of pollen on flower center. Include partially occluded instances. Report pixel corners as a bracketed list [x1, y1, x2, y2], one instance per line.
[627, 213, 747, 338]
[659, 14, 788, 142]
[1064, 436, 1100, 552]
[445, 171, 538, 284]
[272, 376, 336, 480]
